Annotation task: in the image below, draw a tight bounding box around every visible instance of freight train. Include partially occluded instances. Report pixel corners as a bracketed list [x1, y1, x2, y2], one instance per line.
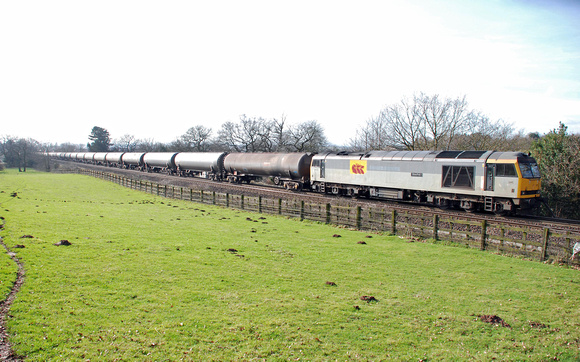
[48, 150, 542, 214]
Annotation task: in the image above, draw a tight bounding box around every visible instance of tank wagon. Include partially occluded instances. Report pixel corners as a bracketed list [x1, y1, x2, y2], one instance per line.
[142, 152, 178, 173]
[83, 153, 96, 163]
[104, 152, 125, 167]
[93, 153, 107, 165]
[121, 153, 146, 170]
[311, 150, 541, 213]
[174, 152, 228, 179]
[223, 153, 313, 190]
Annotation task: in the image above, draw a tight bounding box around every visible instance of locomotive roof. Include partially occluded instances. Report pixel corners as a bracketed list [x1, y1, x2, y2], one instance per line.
[320, 150, 535, 162]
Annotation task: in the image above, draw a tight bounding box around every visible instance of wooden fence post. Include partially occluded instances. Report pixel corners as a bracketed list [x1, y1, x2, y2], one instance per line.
[449, 221, 454, 241]
[541, 227, 550, 261]
[278, 198, 282, 215]
[241, 194, 244, 209]
[356, 206, 362, 230]
[226, 193, 230, 207]
[258, 196, 262, 213]
[391, 210, 397, 235]
[300, 200, 305, 220]
[480, 220, 487, 251]
[433, 214, 439, 241]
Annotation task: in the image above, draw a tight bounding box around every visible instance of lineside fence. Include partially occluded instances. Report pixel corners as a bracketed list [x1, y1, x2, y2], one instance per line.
[75, 169, 580, 266]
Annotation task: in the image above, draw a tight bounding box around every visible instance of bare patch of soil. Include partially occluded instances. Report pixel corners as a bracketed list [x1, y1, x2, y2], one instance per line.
[360, 295, 378, 303]
[529, 321, 548, 329]
[479, 314, 511, 328]
[54, 240, 71, 246]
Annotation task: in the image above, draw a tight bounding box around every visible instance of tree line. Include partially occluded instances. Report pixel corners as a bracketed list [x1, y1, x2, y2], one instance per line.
[349, 92, 538, 152]
[1, 93, 579, 219]
[85, 115, 328, 154]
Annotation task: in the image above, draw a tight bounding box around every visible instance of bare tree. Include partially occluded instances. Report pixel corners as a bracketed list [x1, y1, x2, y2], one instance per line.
[113, 134, 138, 152]
[382, 96, 423, 150]
[351, 93, 506, 151]
[350, 96, 422, 151]
[415, 93, 472, 150]
[451, 114, 515, 150]
[271, 114, 288, 151]
[286, 120, 327, 152]
[218, 115, 275, 152]
[135, 138, 168, 152]
[0, 136, 40, 171]
[218, 121, 244, 152]
[218, 115, 329, 153]
[349, 116, 391, 151]
[176, 125, 213, 152]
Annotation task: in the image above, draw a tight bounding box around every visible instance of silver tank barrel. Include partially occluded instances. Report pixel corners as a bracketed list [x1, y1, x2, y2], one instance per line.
[174, 152, 227, 172]
[94, 153, 107, 162]
[105, 152, 125, 163]
[122, 153, 146, 166]
[83, 152, 96, 161]
[224, 153, 312, 180]
[143, 152, 178, 168]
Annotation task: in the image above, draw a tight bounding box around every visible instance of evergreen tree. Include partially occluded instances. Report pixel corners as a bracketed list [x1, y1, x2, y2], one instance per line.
[530, 122, 580, 219]
[87, 126, 111, 152]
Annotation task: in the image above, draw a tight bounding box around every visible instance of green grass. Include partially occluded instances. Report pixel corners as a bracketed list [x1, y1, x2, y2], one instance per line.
[0, 168, 579, 360]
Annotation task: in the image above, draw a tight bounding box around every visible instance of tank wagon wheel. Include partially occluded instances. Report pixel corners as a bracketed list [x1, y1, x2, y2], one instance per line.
[273, 176, 281, 185]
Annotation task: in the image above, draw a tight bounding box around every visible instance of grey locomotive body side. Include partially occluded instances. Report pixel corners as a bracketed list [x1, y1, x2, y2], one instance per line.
[310, 150, 540, 212]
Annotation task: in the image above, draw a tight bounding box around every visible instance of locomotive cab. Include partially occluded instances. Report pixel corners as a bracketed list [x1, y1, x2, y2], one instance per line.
[515, 155, 541, 206]
[484, 153, 541, 212]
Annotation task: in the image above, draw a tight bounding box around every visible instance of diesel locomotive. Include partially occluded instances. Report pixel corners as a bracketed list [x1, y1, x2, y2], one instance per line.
[49, 149, 542, 213]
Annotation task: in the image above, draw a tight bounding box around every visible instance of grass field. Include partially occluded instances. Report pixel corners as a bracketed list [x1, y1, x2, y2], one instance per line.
[0, 169, 579, 361]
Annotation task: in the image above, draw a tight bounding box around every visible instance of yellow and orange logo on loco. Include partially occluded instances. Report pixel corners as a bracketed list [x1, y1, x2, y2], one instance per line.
[350, 160, 367, 175]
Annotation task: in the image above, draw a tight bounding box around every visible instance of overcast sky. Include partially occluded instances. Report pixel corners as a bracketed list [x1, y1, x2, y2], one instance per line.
[1, 0, 579, 146]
